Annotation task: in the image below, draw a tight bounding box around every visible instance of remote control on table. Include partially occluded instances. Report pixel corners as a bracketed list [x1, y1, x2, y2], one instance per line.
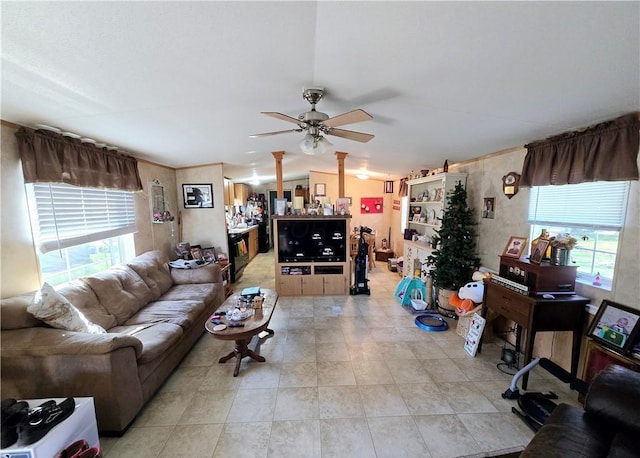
[228, 323, 245, 328]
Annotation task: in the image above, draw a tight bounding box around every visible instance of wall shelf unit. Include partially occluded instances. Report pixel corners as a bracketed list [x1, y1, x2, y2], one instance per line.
[402, 172, 467, 278]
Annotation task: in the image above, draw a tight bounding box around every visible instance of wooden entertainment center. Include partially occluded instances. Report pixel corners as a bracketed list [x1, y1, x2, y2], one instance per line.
[273, 216, 351, 296]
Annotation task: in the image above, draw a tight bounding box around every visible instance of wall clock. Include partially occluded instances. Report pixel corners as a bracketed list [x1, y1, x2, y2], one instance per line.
[502, 172, 521, 199]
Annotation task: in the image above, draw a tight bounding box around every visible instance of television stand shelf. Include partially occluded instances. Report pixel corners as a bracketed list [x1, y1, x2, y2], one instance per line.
[273, 216, 351, 296]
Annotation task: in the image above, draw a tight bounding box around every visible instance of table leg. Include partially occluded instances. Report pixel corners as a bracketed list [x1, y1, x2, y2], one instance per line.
[219, 339, 267, 377]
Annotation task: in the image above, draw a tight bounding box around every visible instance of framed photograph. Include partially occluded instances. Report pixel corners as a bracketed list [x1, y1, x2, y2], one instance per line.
[183, 184, 213, 208]
[314, 183, 326, 196]
[502, 236, 528, 258]
[482, 197, 495, 219]
[201, 247, 217, 263]
[588, 300, 640, 353]
[384, 180, 394, 193]
[336, 197, 350, 215]
[530, 239, 549, 264]
[190, 245, 203, 260]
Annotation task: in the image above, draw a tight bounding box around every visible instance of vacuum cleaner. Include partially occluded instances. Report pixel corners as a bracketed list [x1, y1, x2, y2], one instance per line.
[350, 226, 372, 295]
[502, 357, 589, 432]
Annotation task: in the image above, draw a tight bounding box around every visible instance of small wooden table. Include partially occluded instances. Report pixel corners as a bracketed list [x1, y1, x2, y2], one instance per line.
[204, 288, 278, 377]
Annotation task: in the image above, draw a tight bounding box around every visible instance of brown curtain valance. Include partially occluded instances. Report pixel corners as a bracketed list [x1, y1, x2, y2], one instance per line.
[15, 127, 143, 191]
[521, 113, 639, 186]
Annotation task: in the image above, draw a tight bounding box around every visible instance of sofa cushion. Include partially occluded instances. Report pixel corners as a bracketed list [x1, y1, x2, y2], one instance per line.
[1, 294, 42, 330]
[57, 280, 118, 330]
[27, 283, 107, 334]
[520, 423, 611, 458]
[126, 251, 173, 300]
[123, 300, 205, 329]
[109, 323, 183, 364]
[82, 265, 154, 325]
[159, 283, 221, 308]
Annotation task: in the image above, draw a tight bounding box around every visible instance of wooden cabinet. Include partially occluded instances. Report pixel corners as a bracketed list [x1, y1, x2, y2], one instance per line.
[224, 178, 235, 206]
[402, 173, 466, 276]
[234, 183, 252, 205]
[220, 262, 233, 298]
[583, 339, 640, 385]
[248, 227, 259, 260]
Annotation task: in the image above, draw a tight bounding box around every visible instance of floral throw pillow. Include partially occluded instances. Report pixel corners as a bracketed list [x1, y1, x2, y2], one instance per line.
[27, 282, 107, 334]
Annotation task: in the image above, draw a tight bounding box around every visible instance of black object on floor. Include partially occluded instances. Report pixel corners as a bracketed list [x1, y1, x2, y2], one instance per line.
[17, 397, 76, 446]
[350, 226, 372, 295]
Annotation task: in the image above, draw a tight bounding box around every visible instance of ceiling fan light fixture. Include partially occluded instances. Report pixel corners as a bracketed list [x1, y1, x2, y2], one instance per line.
[300, 133, 331, 155]
[357, 167, 369, 180]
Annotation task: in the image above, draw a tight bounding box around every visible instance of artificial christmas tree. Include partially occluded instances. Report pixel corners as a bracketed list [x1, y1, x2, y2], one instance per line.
[427, 181, 480, 310]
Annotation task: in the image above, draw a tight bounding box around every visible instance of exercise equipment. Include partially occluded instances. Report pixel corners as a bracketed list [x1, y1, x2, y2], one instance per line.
[502, 357, 589, 432]
[350, 226, 372, 295]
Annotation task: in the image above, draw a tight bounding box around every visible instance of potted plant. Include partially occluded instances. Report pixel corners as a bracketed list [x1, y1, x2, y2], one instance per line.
[426, 181, 480, 312]
[548, 232, 578, 265]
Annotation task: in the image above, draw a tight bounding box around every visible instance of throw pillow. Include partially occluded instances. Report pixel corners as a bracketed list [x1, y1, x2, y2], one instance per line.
[27, 283, 107, 334]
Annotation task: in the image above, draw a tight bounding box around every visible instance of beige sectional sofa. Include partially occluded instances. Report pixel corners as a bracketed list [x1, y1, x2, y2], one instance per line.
[0, 251, 224, 433]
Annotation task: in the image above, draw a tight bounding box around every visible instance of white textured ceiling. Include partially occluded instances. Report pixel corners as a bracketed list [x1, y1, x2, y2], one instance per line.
[2, 2, 638, 183]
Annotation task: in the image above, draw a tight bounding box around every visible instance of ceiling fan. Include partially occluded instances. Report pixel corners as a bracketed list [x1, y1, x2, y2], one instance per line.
[250, 88, 375, 154]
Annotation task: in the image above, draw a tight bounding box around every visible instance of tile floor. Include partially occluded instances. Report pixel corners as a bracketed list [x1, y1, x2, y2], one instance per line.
[100, 251, 583, 457]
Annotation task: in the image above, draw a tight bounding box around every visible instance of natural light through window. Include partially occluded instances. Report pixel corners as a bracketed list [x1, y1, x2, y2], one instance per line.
[528, 181, 630, 290]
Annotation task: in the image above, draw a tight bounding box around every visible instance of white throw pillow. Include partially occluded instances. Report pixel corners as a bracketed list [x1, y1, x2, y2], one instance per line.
[28, 282, 107, 334]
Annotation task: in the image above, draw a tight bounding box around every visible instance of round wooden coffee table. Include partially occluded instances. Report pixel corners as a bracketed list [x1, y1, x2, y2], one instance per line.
[205, 288, 278, 377]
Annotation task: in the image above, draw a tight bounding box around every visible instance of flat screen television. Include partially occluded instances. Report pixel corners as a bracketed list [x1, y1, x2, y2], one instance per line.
[277, 219, 346, 263]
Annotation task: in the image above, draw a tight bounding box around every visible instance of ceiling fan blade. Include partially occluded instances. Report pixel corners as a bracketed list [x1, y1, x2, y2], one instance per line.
[261, 112, 302, 125]
[323, 109, 373, 128]
[327, 128, 374, 143]
[249, 128, 302, 138]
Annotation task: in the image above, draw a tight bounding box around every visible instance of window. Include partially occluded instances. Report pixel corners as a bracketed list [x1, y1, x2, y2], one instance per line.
[528, 181, 630, 290]
[26, 183, 137, 286]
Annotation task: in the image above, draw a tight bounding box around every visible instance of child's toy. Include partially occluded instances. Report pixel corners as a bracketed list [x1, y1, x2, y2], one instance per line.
[394, 277, 427, 308]
[450, 281, 485, 314]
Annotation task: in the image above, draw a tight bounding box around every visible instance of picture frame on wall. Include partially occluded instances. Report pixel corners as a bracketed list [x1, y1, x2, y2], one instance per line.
[314, 183, 326, 196]
[183, 184, 213, 208]
[588, 299, 640, 353]
[502, 236, 528, 258]
[384, 180, 394, 193]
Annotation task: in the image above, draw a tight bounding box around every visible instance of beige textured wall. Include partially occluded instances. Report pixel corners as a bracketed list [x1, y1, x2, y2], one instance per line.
[135, 161, 180, 260]
[1, 124, 41, 297]
[175, 164, 228, 257]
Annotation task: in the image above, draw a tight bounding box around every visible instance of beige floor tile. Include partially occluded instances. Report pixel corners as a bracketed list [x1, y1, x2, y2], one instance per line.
[378, 341, 419, 360]
[367, 416, 432, 458]
[178, 388, 235, 424]
[316, 341, 351, 362]
[358, 384, 410, 417]
[267, 419, 321, 458]
[213, 422, 271, 458]
[386, 358, 434, 383]
[158, 423, 223, 458]
[320, 418, 377, 458]
[237, 362, 282, 389]
[318, 385, 364, 419]
[423, 358, 470, 383]
[273, 386, 319, 421]
[317, 361, 356, 386]
[413, 414, 482, 458]
[437, 381, 499, 414]
[397, 383, 455, 416]
[314, 327, 345, 342]
[458, 412, 532, 452]
[200, 364, 243, 391]
[352, 359, 395, 385]
[226, 388, 277, 423]
[159, 365, 210, 393]
[279, 362, 318, 387]
[134, 391, 195, 427]
[283, 342, 317, 363]
[105, 426, 174, 458]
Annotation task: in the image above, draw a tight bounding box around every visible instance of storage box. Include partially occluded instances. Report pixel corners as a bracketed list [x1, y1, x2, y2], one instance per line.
[375, 249, 394, 262]
[387, 258, 398, 272]
[0, 397, 99, 458]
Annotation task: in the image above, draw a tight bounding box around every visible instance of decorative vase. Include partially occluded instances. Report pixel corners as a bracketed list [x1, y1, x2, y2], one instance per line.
[550, 247, 570, 266]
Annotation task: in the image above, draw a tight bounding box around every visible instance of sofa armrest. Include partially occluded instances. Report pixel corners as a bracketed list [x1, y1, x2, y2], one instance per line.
[170, 262, 222, 285]
[585, 364, 640, 433]
[0, 327, 143, 359]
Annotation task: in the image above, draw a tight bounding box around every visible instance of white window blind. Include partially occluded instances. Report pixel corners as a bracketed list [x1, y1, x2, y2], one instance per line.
[528, 181, 630, 229]
[29, 183, 137, 253]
